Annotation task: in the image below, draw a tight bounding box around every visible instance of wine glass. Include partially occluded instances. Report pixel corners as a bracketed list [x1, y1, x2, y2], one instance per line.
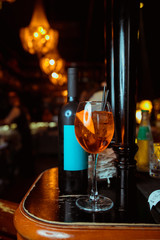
[74, 101, 114, 212]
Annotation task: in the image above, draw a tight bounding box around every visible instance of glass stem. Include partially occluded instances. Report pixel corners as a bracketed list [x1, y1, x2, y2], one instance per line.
[90, 154, 99, 202]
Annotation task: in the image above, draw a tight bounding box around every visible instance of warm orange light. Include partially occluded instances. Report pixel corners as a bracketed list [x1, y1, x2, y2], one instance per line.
[45, 35, 50, 40]
[157, 114, 160, 121]
[19, 0, 67, 87]
[49, 72, 67, 86]
[33, 32, 39, 38]
[51, 72, 59, 79]
[39, 51, 65, 75]
[139, 100, 152, 113]
[19, 0, 59, 55]
[38, 26, 46, 35]
[49, 59, 55, 66]
[136, 100, 153, 124]
[43, 58, 49, 67]
[62, 90, 68, 97]
[39, 49, 66, 86]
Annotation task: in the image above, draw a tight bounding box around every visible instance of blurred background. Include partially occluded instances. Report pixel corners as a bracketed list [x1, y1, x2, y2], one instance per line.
[0, 0, 160, 202]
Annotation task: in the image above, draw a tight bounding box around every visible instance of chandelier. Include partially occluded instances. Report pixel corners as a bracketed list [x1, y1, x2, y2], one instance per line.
[19, 0, 59, 56]
[49, 71, 67, 86]
[19, 0, 67, 86]
[39, 50, 65, 75]
[40, 50, 67, 86]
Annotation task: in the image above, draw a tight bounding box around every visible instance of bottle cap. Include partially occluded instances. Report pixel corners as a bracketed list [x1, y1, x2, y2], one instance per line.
[67, 67, 78, 98]
[141, 110, 149, 113]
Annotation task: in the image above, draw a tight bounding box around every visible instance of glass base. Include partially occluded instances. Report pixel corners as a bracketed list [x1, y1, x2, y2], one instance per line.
[76, 195, 113, 212]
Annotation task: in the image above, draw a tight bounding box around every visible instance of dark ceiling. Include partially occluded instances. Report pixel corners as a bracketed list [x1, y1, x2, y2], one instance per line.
[0, 0, 104, 80]
[0, 0, 160, 100]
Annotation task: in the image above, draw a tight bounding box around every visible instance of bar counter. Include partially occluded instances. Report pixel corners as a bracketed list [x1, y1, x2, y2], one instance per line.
[14, 167, 160, 240]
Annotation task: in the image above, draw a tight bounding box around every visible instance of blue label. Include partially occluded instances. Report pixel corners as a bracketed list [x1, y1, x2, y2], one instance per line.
[64, 125, 88, 171]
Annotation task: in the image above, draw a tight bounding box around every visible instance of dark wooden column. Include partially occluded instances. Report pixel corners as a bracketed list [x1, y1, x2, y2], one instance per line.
[105, 0, 139, 214]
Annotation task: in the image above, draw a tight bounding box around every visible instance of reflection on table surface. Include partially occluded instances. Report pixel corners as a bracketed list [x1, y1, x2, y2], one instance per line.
[23, 168, 160, 225]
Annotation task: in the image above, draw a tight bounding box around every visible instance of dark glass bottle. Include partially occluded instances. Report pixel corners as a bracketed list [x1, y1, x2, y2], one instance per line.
[58, 67, 88, 195]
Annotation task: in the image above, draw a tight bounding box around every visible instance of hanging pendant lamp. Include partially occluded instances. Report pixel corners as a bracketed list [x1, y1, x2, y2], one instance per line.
[19, 0, 59, 55]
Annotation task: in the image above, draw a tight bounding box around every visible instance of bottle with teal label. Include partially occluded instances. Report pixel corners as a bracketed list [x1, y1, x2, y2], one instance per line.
[58, 67, 88, 194]
[135, 110, 153, 172]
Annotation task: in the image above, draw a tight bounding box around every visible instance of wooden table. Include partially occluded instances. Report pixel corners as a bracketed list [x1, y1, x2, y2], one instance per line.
[14, 168, 160, 240]
[0, 199, 17, 239]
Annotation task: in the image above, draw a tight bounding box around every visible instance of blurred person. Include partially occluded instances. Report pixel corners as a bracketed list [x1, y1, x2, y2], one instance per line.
[0, 91, 34, 178]
[79, 81, 100, 101]
[89, 81, 107, 101]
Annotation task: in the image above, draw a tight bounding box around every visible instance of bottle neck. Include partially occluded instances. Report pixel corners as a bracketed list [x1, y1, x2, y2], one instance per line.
[141, 112, 150, 126]
[68, 96, 77, 102]
[67, 67, 78, 101]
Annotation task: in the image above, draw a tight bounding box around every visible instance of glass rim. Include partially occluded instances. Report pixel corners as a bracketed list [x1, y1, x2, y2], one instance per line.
[79, 100, 110, 104]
